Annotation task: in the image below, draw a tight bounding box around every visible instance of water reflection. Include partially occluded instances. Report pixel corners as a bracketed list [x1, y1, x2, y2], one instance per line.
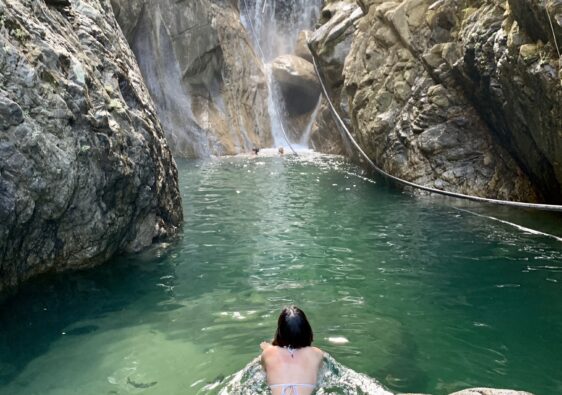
[0, 244, 178, 384]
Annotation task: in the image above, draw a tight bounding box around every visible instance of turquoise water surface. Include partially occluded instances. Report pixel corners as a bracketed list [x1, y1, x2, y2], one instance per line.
[0, 153, 561, 395]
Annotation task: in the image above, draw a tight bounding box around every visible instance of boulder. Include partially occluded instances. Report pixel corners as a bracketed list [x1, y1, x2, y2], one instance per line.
[309, 1, 364, 86]
[271, 54, 321, 115]
[308, 0, 562, 202]
[452, 0, 562, 202]
[0, 0, 182, 292]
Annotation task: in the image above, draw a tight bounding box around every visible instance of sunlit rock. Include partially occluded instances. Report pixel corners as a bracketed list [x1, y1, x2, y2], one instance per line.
[331, 0, 558, 202]
[308, 0, 562, 202]
[308, 1, 364, 155]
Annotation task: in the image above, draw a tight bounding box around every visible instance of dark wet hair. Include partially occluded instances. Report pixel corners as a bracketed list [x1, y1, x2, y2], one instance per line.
[272, 306, 313, 349]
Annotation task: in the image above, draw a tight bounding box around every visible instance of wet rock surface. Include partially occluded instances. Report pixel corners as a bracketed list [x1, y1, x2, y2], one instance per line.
[311, 0, 562, 202]
[0, 0, 182, 292]
[111, 0, 272, 157]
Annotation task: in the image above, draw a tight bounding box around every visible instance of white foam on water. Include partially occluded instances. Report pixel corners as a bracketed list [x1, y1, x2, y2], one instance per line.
[218, 354, 393, 395]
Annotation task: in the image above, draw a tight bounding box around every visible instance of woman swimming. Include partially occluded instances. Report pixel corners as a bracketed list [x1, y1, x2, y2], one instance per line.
[260, 306, 324, 395]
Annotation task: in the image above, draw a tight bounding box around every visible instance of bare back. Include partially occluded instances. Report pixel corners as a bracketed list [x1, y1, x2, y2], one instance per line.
[261, 343, 323, 395]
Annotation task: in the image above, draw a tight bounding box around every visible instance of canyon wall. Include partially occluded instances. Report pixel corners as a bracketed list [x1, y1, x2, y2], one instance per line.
[111, 0, 273, 157]
[0, 0, 182, 292]
[311, 0, 562, 202]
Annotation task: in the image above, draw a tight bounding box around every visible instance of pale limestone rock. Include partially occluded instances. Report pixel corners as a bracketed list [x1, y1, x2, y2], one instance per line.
[308, 1, 364, 155]
[519, 43, 540, 63]
[294, 30, 314, 62]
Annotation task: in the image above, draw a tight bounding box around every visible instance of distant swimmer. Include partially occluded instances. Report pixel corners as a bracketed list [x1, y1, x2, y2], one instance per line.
[252, 147, 260, 155]
[278, 147, 285, 156]
[260, 306, 323, 395]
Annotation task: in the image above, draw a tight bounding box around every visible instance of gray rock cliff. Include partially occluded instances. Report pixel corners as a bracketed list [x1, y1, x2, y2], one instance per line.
[0, 0, 182, 292]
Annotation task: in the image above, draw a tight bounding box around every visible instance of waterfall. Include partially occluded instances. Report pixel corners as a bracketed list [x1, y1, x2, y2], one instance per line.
[239, 0, 323, 150]
[265, 64, 288, 148]
[240, 0, 321, 62]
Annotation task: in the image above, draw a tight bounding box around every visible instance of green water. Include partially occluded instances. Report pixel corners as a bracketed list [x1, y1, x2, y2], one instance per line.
[1, 154, 561, 395]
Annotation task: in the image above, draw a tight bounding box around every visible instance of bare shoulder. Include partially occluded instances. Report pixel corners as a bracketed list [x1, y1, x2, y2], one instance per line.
[261, 344, 281, 362]
[260, 341, 274, 352]
[308, 346, 324, 360]
[310, 346, 323, 355]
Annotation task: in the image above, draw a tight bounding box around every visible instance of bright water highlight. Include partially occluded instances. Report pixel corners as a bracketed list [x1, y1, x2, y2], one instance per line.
[0, 153, 561, 394]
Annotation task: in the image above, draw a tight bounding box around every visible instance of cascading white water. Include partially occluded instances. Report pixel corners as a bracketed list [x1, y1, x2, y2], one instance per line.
[240, 0, 321, 62]
[265, 64, 288, 148]
[239, 0, 323, 150]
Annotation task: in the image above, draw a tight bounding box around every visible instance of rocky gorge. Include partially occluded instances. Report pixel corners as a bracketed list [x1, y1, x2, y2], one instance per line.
[0, 0, 559, 394]
[0, 0, 560, 299]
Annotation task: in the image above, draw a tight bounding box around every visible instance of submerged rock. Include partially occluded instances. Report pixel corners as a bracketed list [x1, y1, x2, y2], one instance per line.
[449, 389, 534, 395]
[111, 0, 272, 157]
[0, 0, 182, 292]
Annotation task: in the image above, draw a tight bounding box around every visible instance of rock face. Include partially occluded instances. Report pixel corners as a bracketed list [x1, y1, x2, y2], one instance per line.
[0, 0, 182, 292]
[450, 0, 562, 202]
[308, 1, 364, 155]
[271, 54, 321, 115]
[310, 0, 562, 201]
[111, 0, 273, 157]
[295, 30, 314, 62]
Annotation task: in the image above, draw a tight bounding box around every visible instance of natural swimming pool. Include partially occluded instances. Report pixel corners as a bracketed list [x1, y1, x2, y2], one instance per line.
[1, 153, 561, 394]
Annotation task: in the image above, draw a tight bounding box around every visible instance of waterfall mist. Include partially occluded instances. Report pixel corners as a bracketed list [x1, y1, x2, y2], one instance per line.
[132, 10, 212, 158]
